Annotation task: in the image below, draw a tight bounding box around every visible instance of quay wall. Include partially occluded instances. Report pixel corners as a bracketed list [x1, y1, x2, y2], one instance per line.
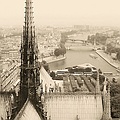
[47, 56, 66, 64]
[96, 50, 118, 69]
[39, 56, 66, 64]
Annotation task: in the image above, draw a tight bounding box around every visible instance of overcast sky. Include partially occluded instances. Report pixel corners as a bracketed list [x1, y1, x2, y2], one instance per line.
[0, 0, 120, 27]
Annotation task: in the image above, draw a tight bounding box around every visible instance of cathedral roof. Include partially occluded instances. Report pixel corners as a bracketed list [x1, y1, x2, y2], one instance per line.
[39, 66, 54, 92]
[14, 99, 42, 120]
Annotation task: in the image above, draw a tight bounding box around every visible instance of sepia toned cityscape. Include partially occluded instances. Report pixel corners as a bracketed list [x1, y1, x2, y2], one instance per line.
[0, 0, 120, 120]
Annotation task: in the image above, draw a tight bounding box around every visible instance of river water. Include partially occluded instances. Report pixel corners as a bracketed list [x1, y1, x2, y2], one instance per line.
[49, 47, 117, 74]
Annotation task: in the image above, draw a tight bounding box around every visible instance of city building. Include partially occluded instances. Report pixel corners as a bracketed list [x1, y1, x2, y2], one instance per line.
[1, 49, 20, 61]
[0, 36, 21, 61]
[0, 60, 20, 91]
[74, 25, 90, 31]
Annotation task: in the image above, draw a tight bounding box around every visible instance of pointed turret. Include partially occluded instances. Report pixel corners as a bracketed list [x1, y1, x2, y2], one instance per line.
[102, 78, 107, 112]
[102, 80, 112, 120]
[20, 0, 40, 106]
[107, 82, 112, 120]
[103, 78, 107, 94]
[102, 78, 107, 120]
[95, 70, 100, 93]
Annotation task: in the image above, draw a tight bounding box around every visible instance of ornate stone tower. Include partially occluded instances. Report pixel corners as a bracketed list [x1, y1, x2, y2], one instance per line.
[20, 0, 40, 106]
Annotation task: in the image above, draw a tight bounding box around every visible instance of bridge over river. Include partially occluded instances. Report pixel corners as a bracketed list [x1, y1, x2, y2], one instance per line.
[65, 33, 93, 49]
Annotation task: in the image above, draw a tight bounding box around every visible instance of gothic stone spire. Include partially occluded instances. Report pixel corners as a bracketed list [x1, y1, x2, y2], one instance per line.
[20, 0, 40, 106]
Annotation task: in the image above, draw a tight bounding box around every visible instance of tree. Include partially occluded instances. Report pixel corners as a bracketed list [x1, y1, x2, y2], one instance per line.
[59, 43, 66, 56]
[59, 43, 65, 48]
[113, 30, 120, 37]
[89, 35, 95, 45]
[91, 74, 105, 85]
[106, 43, 114, 55]
[60, 47, 66, 56]
[54, 43, 66, 57]
[50, 71, 55, 79]
[87, 35, 91, 41]
[88, 33, 107, 45]
[54, 48, 61, 57]
[41, 60, 50, 73]
[116, 52, 120, 61]
[61, 33, 68, 44]
[110, 84, 120, 97]
[110, 83, 120, 118]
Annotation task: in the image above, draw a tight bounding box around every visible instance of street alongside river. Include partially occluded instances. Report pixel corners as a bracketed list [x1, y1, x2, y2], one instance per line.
[49, 46, 118, 74]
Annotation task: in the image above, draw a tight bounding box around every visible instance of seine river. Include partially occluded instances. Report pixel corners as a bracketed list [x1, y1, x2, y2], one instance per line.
[49, 47, 117, 74]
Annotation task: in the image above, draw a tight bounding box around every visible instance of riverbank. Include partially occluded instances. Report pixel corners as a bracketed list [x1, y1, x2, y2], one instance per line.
[96, 50, 120, 70]
[39, 55, 66, 64]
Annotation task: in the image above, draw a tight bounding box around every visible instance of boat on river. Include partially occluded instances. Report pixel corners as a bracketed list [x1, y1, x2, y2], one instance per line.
[77, 63, 97, 74]
[53, 63, 97, 78]
[89, 53, 98, 59]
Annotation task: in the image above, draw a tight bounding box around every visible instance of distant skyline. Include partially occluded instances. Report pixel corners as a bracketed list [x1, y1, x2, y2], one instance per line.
[0, 0, 120, 27]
